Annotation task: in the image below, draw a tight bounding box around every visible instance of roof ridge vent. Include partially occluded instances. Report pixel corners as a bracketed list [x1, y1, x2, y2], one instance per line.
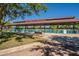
[46, 16, 75, 20]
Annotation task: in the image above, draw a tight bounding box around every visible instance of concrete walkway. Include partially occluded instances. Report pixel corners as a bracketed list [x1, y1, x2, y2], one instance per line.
[0, 42, 43, 56]
[44, 33, 79, 37]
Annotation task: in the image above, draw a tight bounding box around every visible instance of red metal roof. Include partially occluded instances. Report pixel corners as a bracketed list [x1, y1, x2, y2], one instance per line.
[12, 19, 79, 26]
[14, 17, 75, 23]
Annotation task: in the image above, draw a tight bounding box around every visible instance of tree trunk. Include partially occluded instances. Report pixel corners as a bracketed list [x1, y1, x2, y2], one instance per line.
[0, 4, 5, 32]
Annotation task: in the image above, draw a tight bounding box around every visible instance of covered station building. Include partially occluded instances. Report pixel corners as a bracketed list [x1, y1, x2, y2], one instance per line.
[9, 17, 79, 34]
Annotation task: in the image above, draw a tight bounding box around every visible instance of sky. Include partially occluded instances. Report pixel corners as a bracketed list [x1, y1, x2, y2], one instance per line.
[14, 3, 79, 21]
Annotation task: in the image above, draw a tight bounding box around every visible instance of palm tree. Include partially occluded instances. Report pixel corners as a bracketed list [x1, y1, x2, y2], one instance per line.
[0, 3, 47, 32]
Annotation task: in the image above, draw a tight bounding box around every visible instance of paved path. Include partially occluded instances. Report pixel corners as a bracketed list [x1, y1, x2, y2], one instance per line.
[44, 33, 79, 37]
[2, 48, 43, 56]
[0, 42, 44, 56]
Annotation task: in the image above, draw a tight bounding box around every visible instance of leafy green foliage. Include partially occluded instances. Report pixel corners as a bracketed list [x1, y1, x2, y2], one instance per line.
[0, 3, 47, 31]
[74, 23, 79, 29]
[0, 3, 47, 21]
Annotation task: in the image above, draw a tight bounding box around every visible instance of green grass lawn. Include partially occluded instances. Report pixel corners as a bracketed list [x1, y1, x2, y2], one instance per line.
[0, 32, 43, 50]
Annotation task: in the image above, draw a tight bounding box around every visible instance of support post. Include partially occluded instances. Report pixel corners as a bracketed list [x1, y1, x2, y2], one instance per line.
[24, 26, 26, 32]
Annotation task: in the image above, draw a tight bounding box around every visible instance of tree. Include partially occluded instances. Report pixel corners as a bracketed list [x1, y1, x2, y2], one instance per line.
[74, 23, 79, 29]
[0, 3, 47, 32]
